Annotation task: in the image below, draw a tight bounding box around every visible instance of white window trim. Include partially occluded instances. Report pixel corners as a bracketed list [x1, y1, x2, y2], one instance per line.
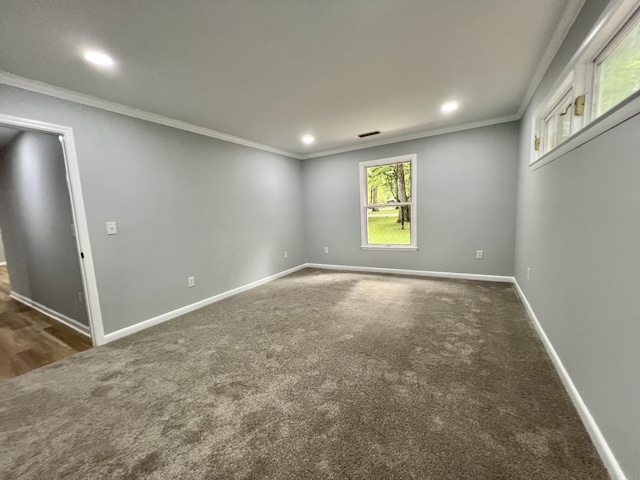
[542, 85, 574, 153]
[359, 154, 417, 251]
[531, 0, 640, 168]
[592, 6, 640, 118]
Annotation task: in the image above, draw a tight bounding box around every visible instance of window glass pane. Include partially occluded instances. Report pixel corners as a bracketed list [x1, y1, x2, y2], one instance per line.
[543, 115, 557, 152]
[543, 90, 572, 152]
[366, 161, 411, 205]
[367, 206, 411, 245]
[595, 17, 640, 118]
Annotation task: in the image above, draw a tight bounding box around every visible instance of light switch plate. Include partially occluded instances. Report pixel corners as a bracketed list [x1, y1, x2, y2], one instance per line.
[106, 221, 118, 235]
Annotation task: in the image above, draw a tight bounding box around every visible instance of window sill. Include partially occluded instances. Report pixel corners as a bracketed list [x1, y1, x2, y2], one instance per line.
[530, 90, 640, 171]
[360, 245, 418, 252]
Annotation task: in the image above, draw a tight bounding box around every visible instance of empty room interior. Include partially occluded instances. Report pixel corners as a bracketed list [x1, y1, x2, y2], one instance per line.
[0, 0, 638, 478]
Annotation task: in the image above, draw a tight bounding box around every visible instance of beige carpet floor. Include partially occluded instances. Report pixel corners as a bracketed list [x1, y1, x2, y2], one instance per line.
[0, 268, 608, 479]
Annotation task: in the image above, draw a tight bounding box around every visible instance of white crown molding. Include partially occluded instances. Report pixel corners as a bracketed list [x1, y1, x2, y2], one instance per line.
[517, 0, 585, 117]
[0, 71, 522, 162]
[2, 67, 573, 162]
[0, 71, 302, 159]
[300, 114, 520, 160]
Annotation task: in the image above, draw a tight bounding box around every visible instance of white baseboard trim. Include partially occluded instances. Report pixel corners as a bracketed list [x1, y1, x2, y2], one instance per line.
[512, 280, 626, 480]
[103, 263, 510, 344]
[0, 261, 6, 266]
[10, 291, 91, 338]
[103, 264, 308, 343]
[97, 262, 626, 477]
[305, 263, 514, 283]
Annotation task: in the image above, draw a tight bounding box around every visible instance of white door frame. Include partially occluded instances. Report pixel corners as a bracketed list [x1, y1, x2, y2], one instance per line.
[0, 113, 105, 346]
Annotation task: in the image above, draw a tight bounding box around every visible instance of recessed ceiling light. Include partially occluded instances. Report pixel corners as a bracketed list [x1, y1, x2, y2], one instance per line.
[441, 101, 459, 114]
[83, 50, 115, 67]
[301, 134, 315, 145]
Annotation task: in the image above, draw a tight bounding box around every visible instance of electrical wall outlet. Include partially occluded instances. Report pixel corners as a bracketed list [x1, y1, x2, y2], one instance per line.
[476, 250, 484, 259]
[527, 267, 531, 280]
[284, 251, 288, 259]
[324, 247, 329, 254]
[187, 276, 195, 288]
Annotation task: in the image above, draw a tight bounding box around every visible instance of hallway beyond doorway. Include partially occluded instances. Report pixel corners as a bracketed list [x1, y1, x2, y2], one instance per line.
[0, 266, 91, 381]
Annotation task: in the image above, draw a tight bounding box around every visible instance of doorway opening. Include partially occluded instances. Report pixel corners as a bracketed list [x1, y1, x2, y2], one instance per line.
[0, 115, 104, 379]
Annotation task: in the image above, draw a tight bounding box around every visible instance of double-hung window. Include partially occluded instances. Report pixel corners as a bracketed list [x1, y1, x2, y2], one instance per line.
[360, 154, 417, 251]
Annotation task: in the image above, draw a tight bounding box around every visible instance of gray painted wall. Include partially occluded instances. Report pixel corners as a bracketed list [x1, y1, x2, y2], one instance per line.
[0, 84, 306, 335]
[0, 228, 5, 263]
[515, 0, 639, 477]
[2, 8, 632, 473]
[303, 122, 520, 276]
[0, 131, 88, 325]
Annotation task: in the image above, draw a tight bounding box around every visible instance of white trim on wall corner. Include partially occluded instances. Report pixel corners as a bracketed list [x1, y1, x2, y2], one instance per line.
[511, 280, 627, 480]
[306, 263, 514, 282]
[103, 264, 308, 343]
[0, 261, 6, 266]
[10, 291, 91, 337]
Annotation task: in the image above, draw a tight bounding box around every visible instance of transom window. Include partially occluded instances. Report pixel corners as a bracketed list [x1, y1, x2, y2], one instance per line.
[360, 154, 417, 251]
[593, 8, 640, 118]
[532, 1, 640, 163]
[543, 88, 574, 153]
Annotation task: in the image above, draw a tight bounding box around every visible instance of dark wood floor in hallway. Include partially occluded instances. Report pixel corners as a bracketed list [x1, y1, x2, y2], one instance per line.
[0, 265, 92, 381]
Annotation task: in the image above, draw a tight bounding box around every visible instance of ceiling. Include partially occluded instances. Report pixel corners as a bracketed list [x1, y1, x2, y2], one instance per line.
[0, 0, 577, 157]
